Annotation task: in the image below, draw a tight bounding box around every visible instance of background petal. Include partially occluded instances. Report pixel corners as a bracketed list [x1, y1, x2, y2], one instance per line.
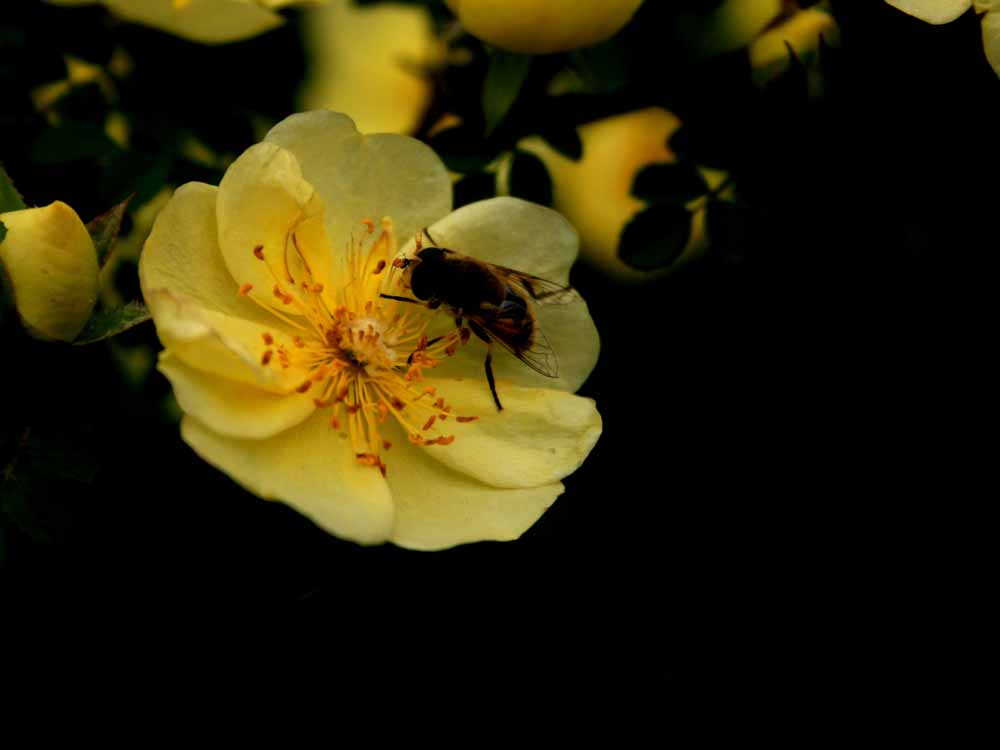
[382, 423, 564, 551]
[884, 0, 972, 24]
[416, 378, 602, 489]
[982, 11, 1000, 76]
[264, 110, 452, 252]
[402, 197, 600, 392]
[159, 353, 315, 439]
[182, 411, 395, 545]
[101, 0, 284, 44]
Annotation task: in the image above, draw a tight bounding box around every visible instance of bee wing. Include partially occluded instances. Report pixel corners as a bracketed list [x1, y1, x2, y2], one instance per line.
[486, 264, 581, 306]
[482, 298, 560, 379]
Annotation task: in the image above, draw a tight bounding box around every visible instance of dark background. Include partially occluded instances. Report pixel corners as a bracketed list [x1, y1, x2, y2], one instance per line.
[0, 1, 980, 704]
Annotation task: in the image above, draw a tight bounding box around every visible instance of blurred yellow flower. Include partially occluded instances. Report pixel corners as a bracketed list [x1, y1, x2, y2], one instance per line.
[0, 201, 99, 342]
[445, 0, 644, 54]
[519, 108, 721, 283]
[299, 0, 441, 134]
[139, 110, 601, 549]
[885, 1, 1000, 77]
[750, 7, 839, 81]
[45, 0, 323, 44]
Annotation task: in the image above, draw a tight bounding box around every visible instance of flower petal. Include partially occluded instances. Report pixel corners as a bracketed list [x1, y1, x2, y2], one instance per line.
[404, 197, 600, 392]
[181, 412, 395, 545]
[417, 378, 601, 489]
[159, 352, 315, 439]
[264, 110, 452, 252]
[216, 141, 335, 314]
[982, 11, 1000, 76]
[101, 0, 284, 44]
[382, 423, 564, 551]
[884, 0, 972, 24]
[140, 182, 311, 392]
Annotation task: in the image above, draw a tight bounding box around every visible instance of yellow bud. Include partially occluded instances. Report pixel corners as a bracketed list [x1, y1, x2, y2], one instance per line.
[446, 0, 644, 54]
[0, 201, 99, 342]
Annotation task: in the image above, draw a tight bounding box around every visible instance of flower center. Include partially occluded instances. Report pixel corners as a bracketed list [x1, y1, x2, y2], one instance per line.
[237, 216, 477, 476]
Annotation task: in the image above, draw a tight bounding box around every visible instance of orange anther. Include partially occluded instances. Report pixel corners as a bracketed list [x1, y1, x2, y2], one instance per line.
[292, 336, 305, 348]
[238, 283, 254, 296]
[312, 283, 324, 293]
[391, 397, 405, 411]
[422, 386, 437, 397]
[345, 403, 361, 414]
[456, 416, 479, 423]
[445, 342, 458, 357]
[408, 433, 425, 445]
[433, 397, 445, 410]
[253, 245, 265, 260]
[282, 294, 293, 305]
[262, 332, 274, 345]
[417, 334, 428, 351]
[373, 260, 386, 275]
[273, 284, 284, 299]
[434, 435, 455, 446]
[295, 380, 313, 394]
[261, 350, 273, 366]
[314, 398, 331, 408]
[382, 440, 392, 451]
[361, 218, 375, 234]
[423, 415, 436, 431]
[377, 402, 389, 424]
[329, 414, 341, 430]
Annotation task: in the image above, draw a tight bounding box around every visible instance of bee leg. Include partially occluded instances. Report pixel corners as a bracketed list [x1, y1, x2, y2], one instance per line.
[380, 293, 421, 304]
[467, 320, 502, 411]
[422, 226, 439, 246]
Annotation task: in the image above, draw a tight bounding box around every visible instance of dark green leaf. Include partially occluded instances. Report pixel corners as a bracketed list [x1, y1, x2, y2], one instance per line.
[73, 300, 151, 345]
[482, 51, 532, 135]
[0, 220, 6, 245]
[706, 200, 750, 262]
[0, 163, 27, 212]
[539, 125, 583, 160]
[569, 40, 629, 94]
[86, 195, 132, 268]
[454, 172, 496, 208]
[508, 150, 553, 207]
[632, 162, 708, 205]
[31, 121, 123, 164]
[429, 126, 500, 174]
[618, 205, 692, 271]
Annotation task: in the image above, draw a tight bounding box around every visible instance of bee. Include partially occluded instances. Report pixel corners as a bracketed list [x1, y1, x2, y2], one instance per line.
[381, 229, 579, 411]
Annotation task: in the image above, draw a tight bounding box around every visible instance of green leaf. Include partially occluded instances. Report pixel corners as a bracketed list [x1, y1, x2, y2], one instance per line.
[508, 150, 553, 207]
[86, 195, 132, 269]
[618, 205, 692, 271]
[454, 172, 496, 208]
[539, 124, 583, 161]
[0, 163, 27, 213]
[73, 300, 151, 345]
[482, 51, 532, 135]
[632, 163, 708, 205]
[30, 121, 122, 164]
[429, 126, 500, 174]
[706, 200, 750, 262]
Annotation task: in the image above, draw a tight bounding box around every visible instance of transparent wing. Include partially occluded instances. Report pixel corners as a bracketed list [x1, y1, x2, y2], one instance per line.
[484, 297, 560, 379]
[488, 264, 582, 307]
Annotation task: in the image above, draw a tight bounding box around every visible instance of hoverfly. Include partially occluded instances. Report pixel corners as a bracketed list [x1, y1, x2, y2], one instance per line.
[381, 229, 579, 410]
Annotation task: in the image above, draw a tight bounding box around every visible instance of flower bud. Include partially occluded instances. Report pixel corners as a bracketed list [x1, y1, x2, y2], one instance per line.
[0, 201, 99, 342]
[446, 0, 644, 54]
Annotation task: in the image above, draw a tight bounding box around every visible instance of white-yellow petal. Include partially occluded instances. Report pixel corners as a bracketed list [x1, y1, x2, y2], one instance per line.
[101, 0, 285, 44]
[982, 11, 1000, 76]
[0, 201, 98, 342]
[158, 352, 315, 439]
[419, 378, 601, 489]
[216, 142, 333, 313]
[884, 0, 973, 24]
[409, 197, 600, 392]
[264, 110, 452, 252]
[182, 412, 396, 545]
[383, 423, 564, 551]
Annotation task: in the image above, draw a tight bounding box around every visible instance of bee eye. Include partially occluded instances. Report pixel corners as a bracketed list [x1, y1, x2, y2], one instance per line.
[417, 247, 445, 264]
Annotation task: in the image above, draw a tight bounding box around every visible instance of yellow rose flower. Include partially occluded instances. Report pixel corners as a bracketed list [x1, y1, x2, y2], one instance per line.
[445, 0, 644, 54]
[885, 1, 1000, 76]
[45, 0, 321, 44]
[299, 0, 442, 134]
[0, 201, 99, 342]
[519, 108, 720, 282]
[139, 110, 602, 549]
